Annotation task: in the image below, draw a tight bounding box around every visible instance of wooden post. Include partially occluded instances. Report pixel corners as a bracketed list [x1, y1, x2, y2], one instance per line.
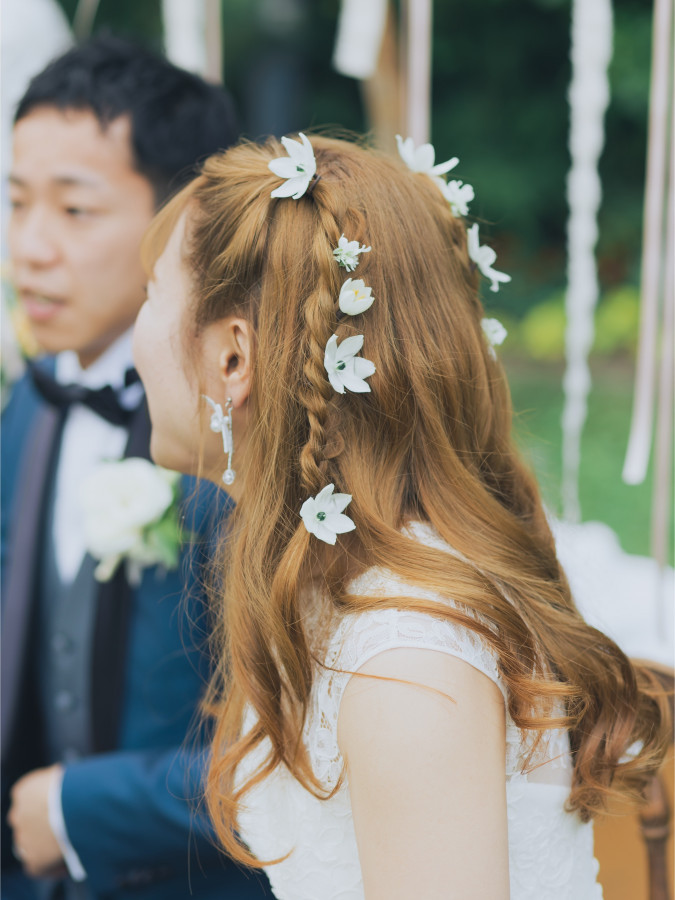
[361, 3, 401, 149]
[640, 771, 672, 900]
[205, 0, 223, 83]
[402, 0, 433, 145]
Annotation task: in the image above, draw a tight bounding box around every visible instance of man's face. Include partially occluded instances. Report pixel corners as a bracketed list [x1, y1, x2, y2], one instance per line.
[8, 107, 156, 367]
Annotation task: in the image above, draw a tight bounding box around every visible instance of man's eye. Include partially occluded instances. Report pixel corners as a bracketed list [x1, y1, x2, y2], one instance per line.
[64, 207, 91, 217]
[9, 199, 25, 211]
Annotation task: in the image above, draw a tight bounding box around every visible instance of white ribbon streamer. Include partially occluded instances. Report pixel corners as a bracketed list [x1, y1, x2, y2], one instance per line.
[622, 0, 674, 486]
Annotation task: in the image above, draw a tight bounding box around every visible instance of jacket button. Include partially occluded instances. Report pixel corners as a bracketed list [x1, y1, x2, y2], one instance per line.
[54, 690, 76, 711]
[51, 633, 73, 654]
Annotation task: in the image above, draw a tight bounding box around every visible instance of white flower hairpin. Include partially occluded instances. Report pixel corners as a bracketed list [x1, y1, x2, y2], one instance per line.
[333, 234, 371, 272]
[442, 180, 475, 217]
[338, 278, 374, 316]
[396, 135, 459, 191]
[324, 334, 376, 394]
[300, 484, 356, 545]
[467, 224, 511, 293]
[268, 133, 317, 199]
[481, 317, 508, 359]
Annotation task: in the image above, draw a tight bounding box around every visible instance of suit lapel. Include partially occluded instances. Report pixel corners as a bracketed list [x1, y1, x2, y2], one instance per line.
[90, 399, 151, 753]
[1, 405, 63, 758]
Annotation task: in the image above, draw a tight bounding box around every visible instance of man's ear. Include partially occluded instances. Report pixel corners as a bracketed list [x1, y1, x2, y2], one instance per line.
[215, 317, 253, 408]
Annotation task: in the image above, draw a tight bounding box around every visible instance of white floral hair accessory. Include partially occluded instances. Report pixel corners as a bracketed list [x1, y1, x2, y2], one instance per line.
[442, 179, 475, 217]
[333, 234, 371, 272]
[300, 484, 356, 544]
[268, 133, 317, 199]
[79, 458, 183, 584]
[467, 224, 511, 293]
[481, 317, 508, 359]
[338, 278, 374, 316]
[324, 334, 376, 394]
[395, 135, 459, 191]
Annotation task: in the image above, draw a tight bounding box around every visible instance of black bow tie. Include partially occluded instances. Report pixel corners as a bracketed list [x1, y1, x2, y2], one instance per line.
[28, 361, 141, 427]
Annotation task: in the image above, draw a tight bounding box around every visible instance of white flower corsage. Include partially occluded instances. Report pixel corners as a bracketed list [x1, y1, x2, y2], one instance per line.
[467, 224, 511, 293]
[79, 457, 184, 584]
[333, 234, 371, 272]
[442, 179, 475, 217]
[300, 483, 356, 545]
[338, 278, 375, 316]
[395, 135, 459, 191]
[268, 133, 317, 199]
[324, 334, 376, 394]
[481, 317, 508, 359]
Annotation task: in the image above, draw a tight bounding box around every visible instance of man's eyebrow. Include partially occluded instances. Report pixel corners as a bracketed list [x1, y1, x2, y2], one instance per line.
[8, 173, 104, 189]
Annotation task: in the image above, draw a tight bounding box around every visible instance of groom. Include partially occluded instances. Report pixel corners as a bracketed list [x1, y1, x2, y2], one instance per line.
[1, 36, 271, 900]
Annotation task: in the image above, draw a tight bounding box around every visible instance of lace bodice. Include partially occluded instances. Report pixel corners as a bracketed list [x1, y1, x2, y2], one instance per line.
[236, 526, 603, 900]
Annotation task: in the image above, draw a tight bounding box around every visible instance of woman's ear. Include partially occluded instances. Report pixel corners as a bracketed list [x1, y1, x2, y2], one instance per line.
[218, 318, 253, 408]
[203, 316, 253, 409]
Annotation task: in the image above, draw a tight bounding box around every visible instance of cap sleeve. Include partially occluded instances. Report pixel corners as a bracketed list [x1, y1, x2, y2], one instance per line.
[307, 603, 506, 790]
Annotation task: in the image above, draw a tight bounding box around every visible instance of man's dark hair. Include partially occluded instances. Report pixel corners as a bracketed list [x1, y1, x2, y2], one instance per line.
[15, 33, 239, 203]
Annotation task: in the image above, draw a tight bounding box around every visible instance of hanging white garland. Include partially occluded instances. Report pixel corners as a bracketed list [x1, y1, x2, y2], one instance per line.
[561, 0, 614, 523]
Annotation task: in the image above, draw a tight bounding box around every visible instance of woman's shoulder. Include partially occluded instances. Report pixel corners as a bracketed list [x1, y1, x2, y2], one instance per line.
[320, 522, 506, 700]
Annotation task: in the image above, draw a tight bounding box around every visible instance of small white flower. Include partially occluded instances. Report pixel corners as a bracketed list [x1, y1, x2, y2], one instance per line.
[338, 278, 375, 316]
[442, 179, 475, 217]
[395, 135, 459, 191]
[300, 483, 356, 545]
[324, 334, 376, 394]
[481, 317, 508, 359]
[268, 133, 317, 199]
[333, 234, 371, 272]
[466, 224, 512, 293]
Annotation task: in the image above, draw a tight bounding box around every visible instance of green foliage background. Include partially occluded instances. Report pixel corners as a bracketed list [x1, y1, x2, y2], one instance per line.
[52, 0, 670, 560]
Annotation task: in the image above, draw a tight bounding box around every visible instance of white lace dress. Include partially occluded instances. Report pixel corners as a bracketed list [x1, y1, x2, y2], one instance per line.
[236, 526, 604, 900]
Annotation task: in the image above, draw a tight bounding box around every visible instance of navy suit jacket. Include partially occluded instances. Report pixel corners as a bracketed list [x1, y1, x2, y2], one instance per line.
[1, 368, 271, 900]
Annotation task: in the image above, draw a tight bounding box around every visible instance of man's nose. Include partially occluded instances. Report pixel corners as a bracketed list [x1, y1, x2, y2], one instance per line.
[9, 207, 61, 269]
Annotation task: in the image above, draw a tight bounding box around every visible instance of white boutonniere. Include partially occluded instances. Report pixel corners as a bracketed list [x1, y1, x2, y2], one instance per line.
[268, 132, 317, 199]
[395, 135, 459, 191]
[300, 484, 356, 545]
[467, 224, 511, 293]
[79, 457, 184, 584]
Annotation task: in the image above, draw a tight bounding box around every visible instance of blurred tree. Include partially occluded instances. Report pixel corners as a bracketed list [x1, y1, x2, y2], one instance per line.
[53, 0, 651, 315]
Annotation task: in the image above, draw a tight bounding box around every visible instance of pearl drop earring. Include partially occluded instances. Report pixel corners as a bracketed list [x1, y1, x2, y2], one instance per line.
[203, 395, 236, 485]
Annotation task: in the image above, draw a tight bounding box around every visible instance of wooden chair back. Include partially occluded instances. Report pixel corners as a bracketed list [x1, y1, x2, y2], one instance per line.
[595, 661, 674, 900]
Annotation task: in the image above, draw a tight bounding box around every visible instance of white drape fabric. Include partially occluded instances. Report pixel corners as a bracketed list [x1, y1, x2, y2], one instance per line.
[161, 0, 207, 76]
[332, 0, 388, 80]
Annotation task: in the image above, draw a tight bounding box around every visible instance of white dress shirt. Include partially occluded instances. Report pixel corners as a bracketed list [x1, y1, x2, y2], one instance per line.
[52, 329, 143, 583]
[46, 329, 143, 880]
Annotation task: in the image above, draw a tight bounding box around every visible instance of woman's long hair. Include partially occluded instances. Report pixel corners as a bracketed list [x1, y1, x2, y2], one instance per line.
[143, 135, 670, 867]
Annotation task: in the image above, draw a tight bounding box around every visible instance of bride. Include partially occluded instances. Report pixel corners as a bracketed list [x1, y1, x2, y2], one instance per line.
[133, 133, 668, 900]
